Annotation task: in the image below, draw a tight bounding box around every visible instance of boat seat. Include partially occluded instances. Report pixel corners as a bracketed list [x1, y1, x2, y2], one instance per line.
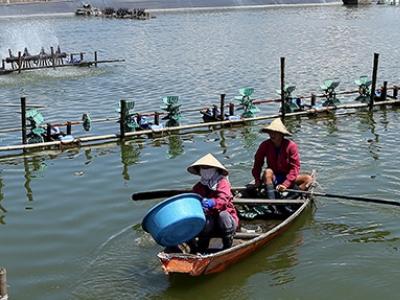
[234, 232, 261, 239]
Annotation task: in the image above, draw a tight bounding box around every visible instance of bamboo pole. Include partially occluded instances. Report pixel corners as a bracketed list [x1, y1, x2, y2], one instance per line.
[393, 86, 398, 99]
[94, 51, 98, 67]
[66, 122, 72, 135]
[311, 93, 316, 107]
[20, 97, 27, 145]
[280, 57, 285, 119]
[154, 112, 160, 125]
[229, 102, 235, 116]
[119, 100, 127, 139]
[17, 51, 22, 74]
[51, 47, 55, 68]
[220, 94, 225, 120]
[0, 267, 7, 300]
[370, 53, 379, 110]
[382, 81, 387, 101]
[46, 123, 52, 141]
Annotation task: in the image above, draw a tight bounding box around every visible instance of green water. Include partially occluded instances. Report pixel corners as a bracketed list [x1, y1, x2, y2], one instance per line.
[1, 4, 400, 300]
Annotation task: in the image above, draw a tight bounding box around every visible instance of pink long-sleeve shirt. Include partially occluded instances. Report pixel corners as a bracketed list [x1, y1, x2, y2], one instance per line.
[193, 177, 239, 226]
[252, 139, 300, 188]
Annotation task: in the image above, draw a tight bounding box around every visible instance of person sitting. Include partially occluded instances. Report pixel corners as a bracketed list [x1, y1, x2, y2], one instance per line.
[187, 153, 239, 253]
[252, 117, 312, 202]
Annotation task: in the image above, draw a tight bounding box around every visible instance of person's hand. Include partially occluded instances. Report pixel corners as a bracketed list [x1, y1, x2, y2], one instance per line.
[276, 184, 287, 192]
[202, 198, 215, 209]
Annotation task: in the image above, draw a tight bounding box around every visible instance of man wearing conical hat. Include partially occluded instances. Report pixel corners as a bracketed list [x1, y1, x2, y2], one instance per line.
[187, 153, 238, 252]
[252, 118, 312, 200]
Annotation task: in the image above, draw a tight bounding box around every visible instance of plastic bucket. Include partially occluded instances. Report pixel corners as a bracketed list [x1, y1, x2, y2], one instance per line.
[141, 193, 205, 247]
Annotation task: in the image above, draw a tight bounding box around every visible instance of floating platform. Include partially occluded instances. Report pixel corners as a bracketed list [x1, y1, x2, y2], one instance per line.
[1, 97, 399, 156]
[0, 46, 124, 75]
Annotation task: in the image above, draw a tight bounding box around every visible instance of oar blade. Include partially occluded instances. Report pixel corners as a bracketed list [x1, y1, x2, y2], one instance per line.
[131, 189, 191, 201]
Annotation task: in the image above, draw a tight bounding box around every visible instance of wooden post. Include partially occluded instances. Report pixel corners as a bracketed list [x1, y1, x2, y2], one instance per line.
[119, 100, 127, 138]
[280, 57, 285, 119]
[1, 59, 4, 69]
[311, 93, 316, 107]
[212, 105, 218, 119]
[94, 51, 98, 67]
[46, 123, 52, 141]
[50, 47, 55, 68]
[18, 51, 22, 73]
[136, 113, 141, 125]
[381, 81, 387, 101]
[393, 86, 398, 99]
[8, 49, 15, 69]
[66, 122, 72, 135]
[229, 103, 235, 116]
[70, 53, 73, 63]
[80, 52, 84, 61]
[370, 53, 379, 111]
[0, 267, 7, 300]
[219, 94, 225, 121]
[21, 96, 27, 144]
[154, 112, 160, 125]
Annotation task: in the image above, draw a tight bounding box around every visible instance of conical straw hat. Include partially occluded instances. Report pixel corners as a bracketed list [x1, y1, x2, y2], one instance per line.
[261, 118, 292, 136]
[187, 153, 229, 176]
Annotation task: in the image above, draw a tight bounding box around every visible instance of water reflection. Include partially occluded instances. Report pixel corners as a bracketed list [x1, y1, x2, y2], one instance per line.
[120, 141, 142, 181]
[358, 111, 380, 161]
[84, 148, 93, 163]
[0, 173, 6, 224]
[239, 125, 258, 150]
[167, 135, 184, 159]
[316, 220, 400, 244]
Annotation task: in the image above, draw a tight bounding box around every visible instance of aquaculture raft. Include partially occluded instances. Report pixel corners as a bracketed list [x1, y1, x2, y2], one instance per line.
[0, 46, 124, 75]
[1, 53, 399, 157]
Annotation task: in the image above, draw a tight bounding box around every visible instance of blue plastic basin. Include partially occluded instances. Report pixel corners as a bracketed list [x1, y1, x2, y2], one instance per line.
[141, 193, 206, 247]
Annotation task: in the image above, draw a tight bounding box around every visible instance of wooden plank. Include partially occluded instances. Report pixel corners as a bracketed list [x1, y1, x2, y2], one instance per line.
[233, 198, 304, 205]
[234, 232, 261, 239]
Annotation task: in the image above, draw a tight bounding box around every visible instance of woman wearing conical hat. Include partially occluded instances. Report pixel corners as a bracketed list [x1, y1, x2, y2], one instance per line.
[187, 153, 238, 252]
[252, 118, 312, 200]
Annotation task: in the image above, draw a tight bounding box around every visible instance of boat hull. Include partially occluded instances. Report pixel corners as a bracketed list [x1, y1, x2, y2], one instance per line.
[158, 196, 312, 276]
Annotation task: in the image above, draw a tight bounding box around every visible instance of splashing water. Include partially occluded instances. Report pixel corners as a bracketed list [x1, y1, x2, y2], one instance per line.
[0, 19, 59, 60]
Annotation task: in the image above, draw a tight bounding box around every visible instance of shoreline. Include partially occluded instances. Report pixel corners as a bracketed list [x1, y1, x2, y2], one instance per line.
[0, 0, 342, 18]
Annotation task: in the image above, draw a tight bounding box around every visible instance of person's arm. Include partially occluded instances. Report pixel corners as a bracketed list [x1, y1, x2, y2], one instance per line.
[281, 141, 300, 188]
[251, 142, 266, 186]
[193, 182, 204, 196]
[207, 178, 232, 211]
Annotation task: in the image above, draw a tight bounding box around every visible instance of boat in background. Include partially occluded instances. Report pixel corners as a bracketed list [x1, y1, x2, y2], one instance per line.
[157, 170, 316, 276]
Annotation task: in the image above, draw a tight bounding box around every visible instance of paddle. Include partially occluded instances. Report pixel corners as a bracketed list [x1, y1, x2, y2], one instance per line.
[131, 187, 250, 201]
[132, 186, 246, 201]
[131, 189, 193, 200]
[284, 188, 400, 207]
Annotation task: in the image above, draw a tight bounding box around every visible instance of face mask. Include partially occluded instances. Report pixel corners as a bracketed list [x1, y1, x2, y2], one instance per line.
[200, 168, 217, 181]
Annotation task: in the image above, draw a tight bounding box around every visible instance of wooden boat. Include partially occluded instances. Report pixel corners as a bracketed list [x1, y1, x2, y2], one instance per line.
[156, 171, 316, 276]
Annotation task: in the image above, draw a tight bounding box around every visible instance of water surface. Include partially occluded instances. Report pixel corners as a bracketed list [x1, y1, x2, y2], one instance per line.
[1, 5, 400, 300]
